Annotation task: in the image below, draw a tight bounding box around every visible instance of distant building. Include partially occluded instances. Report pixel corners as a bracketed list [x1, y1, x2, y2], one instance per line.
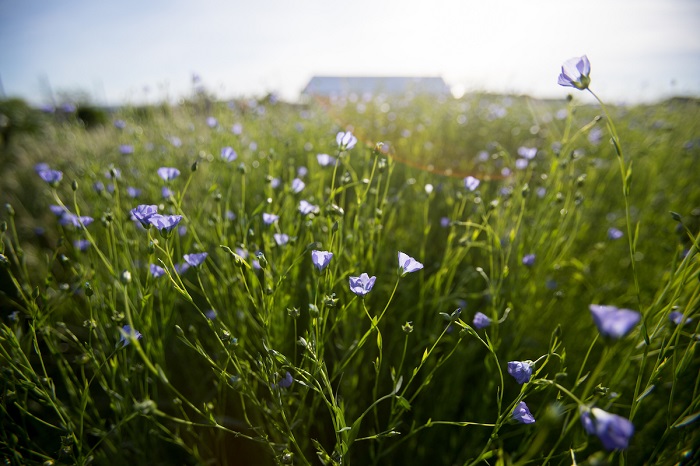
[301, 76, 451, 98]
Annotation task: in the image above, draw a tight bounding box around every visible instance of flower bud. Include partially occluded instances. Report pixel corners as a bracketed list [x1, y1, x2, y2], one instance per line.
[71, 180, 78, 191]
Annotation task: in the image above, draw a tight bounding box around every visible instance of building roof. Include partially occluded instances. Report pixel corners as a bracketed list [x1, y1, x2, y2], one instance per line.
[301, 76, 451, 97]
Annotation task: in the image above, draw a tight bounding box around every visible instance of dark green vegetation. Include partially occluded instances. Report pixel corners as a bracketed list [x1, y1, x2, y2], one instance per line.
[1, 93, 699, 465]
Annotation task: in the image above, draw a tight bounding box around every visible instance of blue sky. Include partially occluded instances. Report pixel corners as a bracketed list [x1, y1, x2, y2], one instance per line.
[1, 0, 699, 105]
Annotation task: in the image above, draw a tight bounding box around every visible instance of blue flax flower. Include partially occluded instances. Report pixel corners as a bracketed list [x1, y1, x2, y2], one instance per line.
[148, 214, 183, 234]
[589, 304, 640, 338]
[507, 361, 533, 384]
[522, 254, 536, 267]
[336, 131, 358, 151]
[278, 371, 294, 389]
[464, 176, 480, 191]
[119, 325, 143, 346]
[183, 252, 208, 267]
[150, 264, 166, 278]
[221, 146, 237, 162]
[274, 233, 290, 246]
[473, 312, 491, 329]
[157, 167, 180, 181]
[131, 205, 158, 227]
[311, 250, 333, 271]
[317, 153, 336, 167]
[558, 55, 591, 90]
[263, 213, 279, 225]
[580, 407, 634, 451]
[512, 401, 535, 424]
[607, 227, 624, 240]
[398, 251, 423, 276]
[349, 273, 376, 297]
[291, 178, 305, 194]
[37, 167, 63, 185]
[299, 200, 319, 216]
[61, 213, 94, 228]
[669, 311, 692, 326]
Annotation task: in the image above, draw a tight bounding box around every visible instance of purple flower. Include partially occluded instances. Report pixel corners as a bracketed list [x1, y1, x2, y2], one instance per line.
[278, 371, 294, 389]
[183, 252, 208, 267]
[114, 119, 126, 129]
[149, 264, 166, 278]
[119, 325, 142, 346]
[270, 177, 281, 189]
[50, 205, 68, 217]
[349, 273, 376, 297]
[299, 200, 319, 216]
[157, 167, 180, 181]
[205, 309, 218, 320]
[162, 186, 174, 198]
[589, 304, 641, 338]
[512, 401, 535, 424]
[580, 407, 634, 451]
[607, 227, 624, 240]
[37, 168, 63, 185]
[507, 361, 533, 384]
[119, 144, 134, 155]
[148, 214, 183, 234]
[440, 217, 451, 228]
[274, 233, 290, 246]
[522, 254, 536, 267]
[174, 262, 190, 275]
[336, 131, 358, 151]
[515, 159, 529, 170]
[231, 123, 243, 135]
[226, 210, 236, 221]
[130, 205, 158, 228]
[93, 181, 105, 193]
[311, 250, 333, 271]
[517, 146, 537, 160]
[317, 153, 336, 167]
[291, 178, 305, 194]
[473, 312, 491, 329]
[398, 251, 423, 276]
[669, 311, 692, 326]
[558, 55, 591, 90]
[206, 116, 218, 128]
[221, 146, 237, 162]
[73, 239, 90, 251]
[297, 166, 308, 178]
[168, 136, 182, 147]
[262, 213, 279, 225]
[61, 214, 94, 228]
[127, 187, 141, 198]
[464, 176, 480, 191]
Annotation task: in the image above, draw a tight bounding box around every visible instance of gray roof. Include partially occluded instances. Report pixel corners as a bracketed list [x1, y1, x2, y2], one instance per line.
[302, 76, 450, 97]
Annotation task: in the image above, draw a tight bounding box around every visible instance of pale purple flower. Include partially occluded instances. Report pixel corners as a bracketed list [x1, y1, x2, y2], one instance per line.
[231, 123, 243, 135]
[512, 402, 535, 424]
[126, 187, 141, 198]
[270, 177, 281, 189]
[349, 273, 376, 297]
[440, 217, 450, 228]
[297, 166, 308, 178]
[162, 186, 174, 198]
[221, 146, 237, 162]
[93, 181, 105, 193]
[178, 225, 187, 237]
[226, 210, 236, 221]
[149, 264, 166, 278]
[73, 239, 90, 251]
[37, 168, 63, 184]
[174, 262, 190, 275]
[580, 407, 634, 450]
[464, 176, 480, 191]
[336, 131, 358, 151]
[263, 213, 279, 225]
[589, 304, 641, 338]
[205, 309, 218, 320]
[607, 227, 624, 240]
[274, 233, 290, 246]
[522, 254, 536, 267]
[206, 116, 218, 128]
[398, 251, 423, 276]
[114, 119, 126, 129]
[119, 325, 142, 346]
[558, 55, 591, 90]
[157, 167, 180, 181]
[183, 252, 208, 267]
[148, 214, 183, 234]
[61, 214, 94, 228]
[669, 311, 692, 326]
[168, 136, 182, 147]
[515, 159, 529, 170]
[317, 153, 337, 167]
[473, 312, 491, 329]
[119, 144, 134, 155]
[130, 205, 158, 227]
[507, 361, 533, 384]
[298, 200, 319, 216]
[278, 371, 294, 388]
[517, 146, 537, 160]
[50, 205, 68, 217]
[311, 250, 333, 271]
[291, 178, 305, 194]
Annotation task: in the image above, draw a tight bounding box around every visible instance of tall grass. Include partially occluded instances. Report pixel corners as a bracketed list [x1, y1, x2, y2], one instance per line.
[1, 89, 699, 465]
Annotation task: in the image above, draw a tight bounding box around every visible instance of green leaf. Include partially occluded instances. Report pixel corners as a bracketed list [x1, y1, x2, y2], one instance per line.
[673, 412, 700, 428]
